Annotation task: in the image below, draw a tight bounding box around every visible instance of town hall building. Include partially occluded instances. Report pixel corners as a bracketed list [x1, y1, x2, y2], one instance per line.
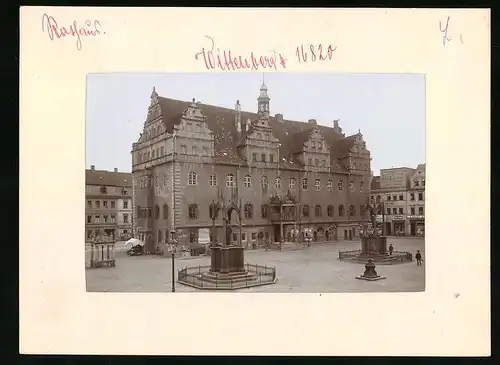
[131, 82, 372, 253]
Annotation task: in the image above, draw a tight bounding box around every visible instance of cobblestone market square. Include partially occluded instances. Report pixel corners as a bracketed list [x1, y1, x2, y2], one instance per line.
[86, 237, 425, 293]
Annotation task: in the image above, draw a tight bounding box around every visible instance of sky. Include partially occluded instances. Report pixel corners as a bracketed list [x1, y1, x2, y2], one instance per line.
[86, 73, 425, 175]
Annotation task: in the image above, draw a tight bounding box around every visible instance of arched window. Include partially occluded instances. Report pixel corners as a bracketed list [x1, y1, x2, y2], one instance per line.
[244, 175, 252, 188]
[209, 203, 219, 220]
[188, 204, 198, 219]
[327, 205, 334, 217]
[244, 203, 253, 219]
[337, 180, 343, 191]
[158, 229, 162, 243]
[261, 176, 268, 189]
[226, 173, 235, 187]
[188, 171, 197, 186]
[209, 173, 217, 186]
[274, 177, 282, 190]
[301, 178, 308, 190]
[289, 177, 296, 190]
[349, 181, 355, 192]
[155, 204, 160, 219]
[302, 204, 310, 217]
[315, 205, 322, 217]
[261, 204, 268, 218]
[327, 180, 333, 191]
[338, 204, 345, 216]
[315, 179, 321, 190]
[163, 204, 168, 219]
[349, 205, 356, 216]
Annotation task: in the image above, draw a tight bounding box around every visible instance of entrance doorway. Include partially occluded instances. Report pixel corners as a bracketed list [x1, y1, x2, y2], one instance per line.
[348, 229, 352, 240]
[410, 223, 416, 236]
[273, 225, 281, 242]
[344, 230, 348, 240]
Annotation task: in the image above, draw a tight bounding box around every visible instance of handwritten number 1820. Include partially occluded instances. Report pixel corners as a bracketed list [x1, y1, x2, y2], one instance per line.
[296, 44, 336, 63]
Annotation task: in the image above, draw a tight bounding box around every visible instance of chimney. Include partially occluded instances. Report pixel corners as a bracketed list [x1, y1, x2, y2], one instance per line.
[275, 113, 283, 122]
[90, 165, 95, 171]
[235, 100, 242, 133]
[114, 168, 118, 173]
[308, 119, 317, 125]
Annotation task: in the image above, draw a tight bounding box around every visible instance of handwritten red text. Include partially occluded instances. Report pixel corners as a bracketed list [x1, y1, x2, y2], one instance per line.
[295, 44, 337, 63]
[195, 36, 288, 71]
[41, 13, 105, 50]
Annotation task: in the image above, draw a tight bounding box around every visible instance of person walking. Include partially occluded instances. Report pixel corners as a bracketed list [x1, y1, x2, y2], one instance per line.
[388, 243, 394, 256]
[415, 250, 423, 266]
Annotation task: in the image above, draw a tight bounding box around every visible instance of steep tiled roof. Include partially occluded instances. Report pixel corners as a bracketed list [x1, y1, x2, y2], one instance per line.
[155, 96, 360, 171]
[370, 176, 381, 190]
[86, 169, 133, 187]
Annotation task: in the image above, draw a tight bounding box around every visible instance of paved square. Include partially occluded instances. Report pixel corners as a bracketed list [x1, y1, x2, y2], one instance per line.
[86, 237, 425, 293]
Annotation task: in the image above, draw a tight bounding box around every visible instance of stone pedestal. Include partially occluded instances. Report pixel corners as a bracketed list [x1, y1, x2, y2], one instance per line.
[356, 259, 386, 281]
[210, 246, 245, 273]
[361, 235, 387, 255]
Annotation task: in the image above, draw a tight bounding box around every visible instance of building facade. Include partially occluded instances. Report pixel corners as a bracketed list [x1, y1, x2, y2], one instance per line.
[131, 84, 372, 253]
[369, 164, 425, 236]
[85, 166, 133, 241]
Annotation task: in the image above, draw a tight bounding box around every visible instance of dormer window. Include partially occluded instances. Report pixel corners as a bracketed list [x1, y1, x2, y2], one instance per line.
[311, 141, 316, 149]
[317, 141, 322, 150]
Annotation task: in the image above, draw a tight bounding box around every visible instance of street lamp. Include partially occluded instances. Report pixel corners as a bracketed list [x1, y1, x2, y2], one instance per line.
[169, 230, 178, 292]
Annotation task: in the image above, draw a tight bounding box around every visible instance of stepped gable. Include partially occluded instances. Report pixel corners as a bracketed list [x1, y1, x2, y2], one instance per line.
[156, 96, 356, 171]
[86, 169, 132, 187]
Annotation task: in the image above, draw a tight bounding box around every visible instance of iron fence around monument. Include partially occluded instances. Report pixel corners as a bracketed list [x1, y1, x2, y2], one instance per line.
[177, 263, 277, 290]
[338, 249, 362, 259]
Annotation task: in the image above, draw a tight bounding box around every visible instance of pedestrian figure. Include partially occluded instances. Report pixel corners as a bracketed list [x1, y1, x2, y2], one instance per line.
[388, 244, 394, 256]
[415, 250, 423, 266]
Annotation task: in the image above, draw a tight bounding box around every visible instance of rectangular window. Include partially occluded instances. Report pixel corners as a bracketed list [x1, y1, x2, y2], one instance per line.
[321, 160, 326, 167]
[123, 201, 128, 209]
[103, 200, 108, 208]
[232, 233, 238, 241]
[202, 147, 208, 156]
[96, 201, 101, 208]
[261, 153, 266, 162]
[387, 195, 391, 201]
[399, 208, 403, 214]
[252, 232, 257, 241]
[419, 207, 424, 215]
[111, 201, 115, 208]
[123, 214, 128, 223]
[103, 215, 108, 223]
[315, 158, 319, 166]
[87, 216, 91, 224]
[411, 207, 415, 215]
[242, 233, 247, 241]
[308, 158, 312, 165]
[192, 146, 197, 155]
[87, 230, 92, 239]
[393, 195, 397, 200]
[110, 214, 115, 222]
[393, 208, 397, 214]
[95, 215, 100, 222]
[269, 154, 274, 163]
[418, 192, 424, 200]
[161, 146, 165, 156]
[386, 208, 391, 215]
[252, 152, 257, 162]
[87, 200, 92, 208]
[189, 231, 196, 244]
[399, 195, 403, 201]
[410, 193, 415, 201]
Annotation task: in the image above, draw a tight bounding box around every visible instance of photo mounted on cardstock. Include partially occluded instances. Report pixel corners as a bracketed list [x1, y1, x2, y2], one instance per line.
[85, 73, 425, 293]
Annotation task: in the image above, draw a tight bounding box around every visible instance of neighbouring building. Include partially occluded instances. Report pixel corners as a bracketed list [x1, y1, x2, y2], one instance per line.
[131, 83, 372, 253]
[85, 166, 133, 241]
[369, 164, 425, 237]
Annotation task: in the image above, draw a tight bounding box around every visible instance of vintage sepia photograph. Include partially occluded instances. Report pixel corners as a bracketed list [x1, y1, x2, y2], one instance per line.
[85, 72, 426, 293]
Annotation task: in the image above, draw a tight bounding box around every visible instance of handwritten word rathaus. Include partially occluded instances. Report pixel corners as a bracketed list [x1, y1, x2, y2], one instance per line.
[195, 36, 288, 71]
[41, 13, 105, 50]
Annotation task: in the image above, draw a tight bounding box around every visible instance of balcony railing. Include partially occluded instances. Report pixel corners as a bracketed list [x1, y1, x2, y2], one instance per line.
[269, 211, 297, 222]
